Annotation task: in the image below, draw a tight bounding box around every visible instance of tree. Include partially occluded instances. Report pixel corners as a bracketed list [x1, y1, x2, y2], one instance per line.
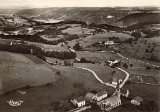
[73, 42, 81, 51]
[56, 71, 60, 75]
[145, 49, 149, 53]
[131, 32, 141, 41]
[146, 66, 151, 70]
[123, 63, 128, 69]
[80, 58, 87, 62]
[125, 38, 133, 44]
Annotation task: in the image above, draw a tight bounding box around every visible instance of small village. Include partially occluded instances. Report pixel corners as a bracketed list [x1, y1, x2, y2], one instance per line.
[68, 78, 143, 112]
[0, 4, 159, 112]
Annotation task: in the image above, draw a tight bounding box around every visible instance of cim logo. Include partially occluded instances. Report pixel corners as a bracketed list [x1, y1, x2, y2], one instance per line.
[7, 99, 24, 106]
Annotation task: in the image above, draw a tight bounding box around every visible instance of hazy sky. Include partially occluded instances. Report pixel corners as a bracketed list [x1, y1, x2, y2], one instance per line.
[0, 0, 160, 8]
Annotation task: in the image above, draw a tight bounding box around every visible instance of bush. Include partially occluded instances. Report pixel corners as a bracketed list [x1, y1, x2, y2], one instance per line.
[145, 49, 149, 53]
[146, 66, 151, 70]
[123, 63, 128, 69]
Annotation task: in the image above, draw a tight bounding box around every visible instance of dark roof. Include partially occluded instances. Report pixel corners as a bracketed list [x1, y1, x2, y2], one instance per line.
[84, 92, 95, 101]
[96, 90, 107, 97]
[132, 96, 143, 103]
[76, 96, 85, 102]
[102, 95, 121, 105]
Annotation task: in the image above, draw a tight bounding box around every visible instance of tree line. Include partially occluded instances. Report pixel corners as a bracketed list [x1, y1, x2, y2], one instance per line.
[0, 34, 79, 45]
[0, 43, 76, 61]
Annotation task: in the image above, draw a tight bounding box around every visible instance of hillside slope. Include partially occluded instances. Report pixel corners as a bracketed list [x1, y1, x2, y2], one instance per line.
[0, 51, 58, 94]
[116, 13, 160, 26]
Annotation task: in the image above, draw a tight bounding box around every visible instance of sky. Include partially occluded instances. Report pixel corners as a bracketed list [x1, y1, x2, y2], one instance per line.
[0, 0, 160, 8]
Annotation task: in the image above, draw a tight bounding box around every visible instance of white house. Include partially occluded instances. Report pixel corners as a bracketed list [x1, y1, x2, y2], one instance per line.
[105, 41, 114, 46]
[131, 96, 143, 106]
[71, 96, 86, 107]
[100, 95, 121, 111]
[94, 90, 108, 102]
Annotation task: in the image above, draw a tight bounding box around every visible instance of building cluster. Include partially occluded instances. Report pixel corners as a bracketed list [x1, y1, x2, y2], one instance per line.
[70, 82, 143, 111]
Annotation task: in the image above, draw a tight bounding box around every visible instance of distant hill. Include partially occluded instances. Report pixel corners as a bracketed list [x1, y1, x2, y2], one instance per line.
[16, 7, 159, 25]
[116, 13, 160, 27]
[15, 7, 160, 27]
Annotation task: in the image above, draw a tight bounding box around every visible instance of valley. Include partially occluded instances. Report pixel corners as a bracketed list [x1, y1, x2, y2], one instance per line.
[0, 6, 159, 112]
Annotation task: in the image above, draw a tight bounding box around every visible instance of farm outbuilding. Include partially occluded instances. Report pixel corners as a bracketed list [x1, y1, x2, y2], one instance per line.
[71, 96, 86, 107]
[131, 96, 143, 106]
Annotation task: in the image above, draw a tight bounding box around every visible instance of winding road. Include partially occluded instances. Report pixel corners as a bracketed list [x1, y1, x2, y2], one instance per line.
[69, 48, 130, 88]
[74, 66, 129, 88]
[70, 47, 159, 89]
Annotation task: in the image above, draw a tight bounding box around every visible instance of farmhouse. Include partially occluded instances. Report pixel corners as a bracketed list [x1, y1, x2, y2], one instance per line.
[105, 41, 114, 46]
[100, 95, 121, 111]
[131, 96, 143, 106]
[71, 96, 86, 107]
[94, 90, 108, 102]
[84, 92, 95, 103]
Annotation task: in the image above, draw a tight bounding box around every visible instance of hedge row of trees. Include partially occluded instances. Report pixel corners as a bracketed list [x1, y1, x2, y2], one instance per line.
[0, 44, 46, 61]
[0, 43, 76, 60]
[0, 34, 79, 45]
[44, 50, 76, 59]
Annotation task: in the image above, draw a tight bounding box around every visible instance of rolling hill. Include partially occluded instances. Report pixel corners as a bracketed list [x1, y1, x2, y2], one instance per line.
[16, 7, 160, 29]
[16, 7, 160, 25]
[116, 13, 160, 27]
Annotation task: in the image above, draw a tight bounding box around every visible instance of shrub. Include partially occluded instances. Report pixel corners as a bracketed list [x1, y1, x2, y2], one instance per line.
[146, 66, 151, 70]
[123, 63, 128, 69]
[145, 49, 149, 53]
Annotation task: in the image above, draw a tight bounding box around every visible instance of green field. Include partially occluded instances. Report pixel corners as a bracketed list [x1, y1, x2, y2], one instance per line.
[146, 36, 160, 43]
[27, 41, 70, 51]
[76, 51, 121, 62]
[74, 63, 126, 82]
[123, 83, 160, 109]
[62, 26, 95, 35]
[122, 38, 160, 62]
[0, 51, 58, 94]
[84, 32, 134, 45]
[0, 65, 115, 112]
